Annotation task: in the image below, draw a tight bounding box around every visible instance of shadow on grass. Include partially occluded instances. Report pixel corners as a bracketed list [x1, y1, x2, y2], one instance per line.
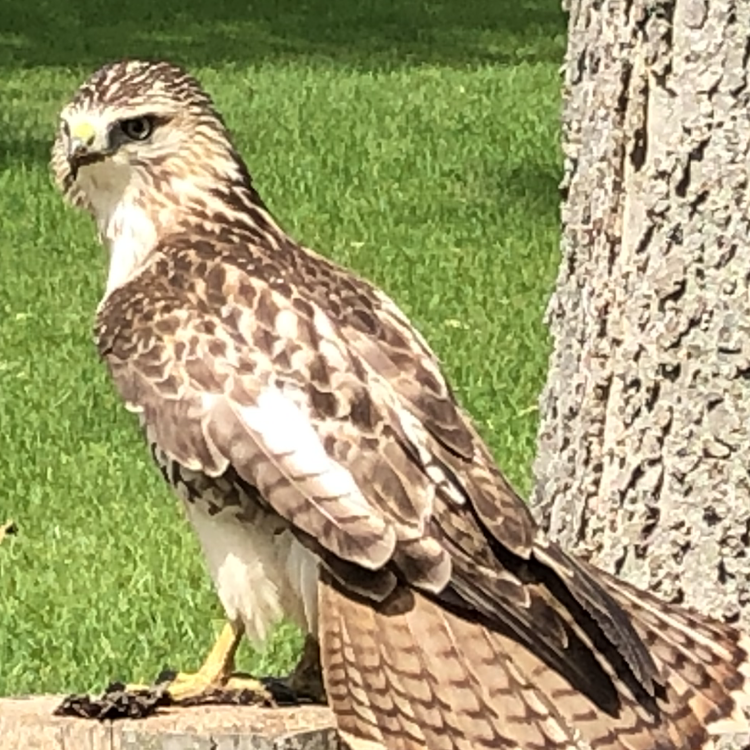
[499, 164, 562, 215]
[1, 0, 565, 72]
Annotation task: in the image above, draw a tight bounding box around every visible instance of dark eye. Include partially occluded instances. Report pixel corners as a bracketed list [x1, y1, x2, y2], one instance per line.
[120, 116, 154, 141]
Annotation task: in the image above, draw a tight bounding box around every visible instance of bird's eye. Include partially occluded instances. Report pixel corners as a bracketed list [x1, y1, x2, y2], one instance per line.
[119, 117, 154, 141]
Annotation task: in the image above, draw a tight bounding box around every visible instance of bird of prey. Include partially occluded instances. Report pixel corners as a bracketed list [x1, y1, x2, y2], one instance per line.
[51, 59, 750, 750]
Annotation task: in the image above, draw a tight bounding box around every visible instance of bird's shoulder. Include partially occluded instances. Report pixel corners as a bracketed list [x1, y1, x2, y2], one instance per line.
[96, 228, 477, 459]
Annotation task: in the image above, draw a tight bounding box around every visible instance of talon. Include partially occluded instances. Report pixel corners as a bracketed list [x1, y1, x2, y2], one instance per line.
[120, 681, 154, 693]
[161, 620, 245, 702]
[92, 623, 323, 711]
[119, 620, 249, 704]
[164, 670, 272, 704]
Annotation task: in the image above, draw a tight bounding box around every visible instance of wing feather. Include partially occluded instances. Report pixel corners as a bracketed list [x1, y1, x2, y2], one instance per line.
[96, 239, 656, 692]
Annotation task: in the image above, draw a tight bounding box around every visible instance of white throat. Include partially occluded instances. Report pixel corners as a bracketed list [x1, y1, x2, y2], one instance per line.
[103, 200, 158, 296]
[78, 160, 160, 300]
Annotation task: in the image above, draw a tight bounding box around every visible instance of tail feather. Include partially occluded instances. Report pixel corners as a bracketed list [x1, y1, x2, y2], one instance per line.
[320, 568, 750, 750]
[588, 565, 750, 736]
[322, 571, 582, 750]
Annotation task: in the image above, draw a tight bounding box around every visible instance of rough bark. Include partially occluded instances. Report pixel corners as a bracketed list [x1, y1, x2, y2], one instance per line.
[532, 0, 750, 637]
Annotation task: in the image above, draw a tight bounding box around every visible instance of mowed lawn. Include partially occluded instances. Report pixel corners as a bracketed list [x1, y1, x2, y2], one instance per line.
[0, 0, 565, 695]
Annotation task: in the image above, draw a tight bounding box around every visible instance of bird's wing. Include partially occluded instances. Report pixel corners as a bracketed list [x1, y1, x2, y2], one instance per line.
[281, 243, 660, 686]
[97, 243, 510, 596]
[98, 237, 658, 669]
[96, 238, 646, 673]
[95, 239, 750, 750]
[265, 244, 569, 560]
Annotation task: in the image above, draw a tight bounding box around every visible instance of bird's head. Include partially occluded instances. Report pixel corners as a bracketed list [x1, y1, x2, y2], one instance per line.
[51, 59, 251, 220]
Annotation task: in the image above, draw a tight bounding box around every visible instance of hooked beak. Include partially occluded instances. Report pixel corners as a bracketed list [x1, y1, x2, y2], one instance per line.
[66, 120, 109, 179]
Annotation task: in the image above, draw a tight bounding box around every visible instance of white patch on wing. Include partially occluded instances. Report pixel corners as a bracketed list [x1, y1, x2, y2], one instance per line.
[275, 309, 299, 340]
[231, 386, 396, 569]
[395, 405, 466, 507]
[184, 499, 319, 641]
[238, 389, 370, 512]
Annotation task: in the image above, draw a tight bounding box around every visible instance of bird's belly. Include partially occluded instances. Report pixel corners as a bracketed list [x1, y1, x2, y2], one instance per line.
[183, 497, 319, 644]
[150, 443, 319, 644]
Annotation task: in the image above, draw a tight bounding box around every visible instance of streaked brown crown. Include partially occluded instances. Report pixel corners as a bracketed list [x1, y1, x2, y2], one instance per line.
[65, 59, 215, 117]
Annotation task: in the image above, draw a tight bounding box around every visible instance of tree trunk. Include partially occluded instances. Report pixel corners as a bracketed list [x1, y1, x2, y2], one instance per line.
[531, 0, 750, 638]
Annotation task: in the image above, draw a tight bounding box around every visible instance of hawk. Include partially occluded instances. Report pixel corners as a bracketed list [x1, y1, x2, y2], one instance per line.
[51, 59, 750, 750]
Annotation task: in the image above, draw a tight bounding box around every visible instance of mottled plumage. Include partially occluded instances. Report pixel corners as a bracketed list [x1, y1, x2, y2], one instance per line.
[51, 59, 750, 749]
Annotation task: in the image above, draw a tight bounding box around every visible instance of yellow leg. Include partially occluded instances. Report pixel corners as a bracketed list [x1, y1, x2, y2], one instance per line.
[127, 620, 271, 703]
[126, 622, 323, 706]
[166, 620, 271, 702]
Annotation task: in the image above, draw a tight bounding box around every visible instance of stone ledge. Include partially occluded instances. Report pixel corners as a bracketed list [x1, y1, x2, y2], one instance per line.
[0, 695, 338, 750]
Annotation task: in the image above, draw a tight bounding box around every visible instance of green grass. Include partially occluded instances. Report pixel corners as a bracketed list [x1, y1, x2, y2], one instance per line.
[0, 1, 565, 696]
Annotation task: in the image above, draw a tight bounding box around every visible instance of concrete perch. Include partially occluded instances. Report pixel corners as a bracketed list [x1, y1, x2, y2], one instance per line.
[0, 695, 338, 750]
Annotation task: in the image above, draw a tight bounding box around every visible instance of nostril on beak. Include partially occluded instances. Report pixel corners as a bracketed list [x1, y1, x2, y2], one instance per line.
[68, 122, 97, 161]
[70, 136, 91, 153]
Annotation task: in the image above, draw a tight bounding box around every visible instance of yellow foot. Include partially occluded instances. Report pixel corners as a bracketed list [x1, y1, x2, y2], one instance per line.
[124, 624, 323, 707]
[165, 670, 272, 704]
[125, 620, 272, 704]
